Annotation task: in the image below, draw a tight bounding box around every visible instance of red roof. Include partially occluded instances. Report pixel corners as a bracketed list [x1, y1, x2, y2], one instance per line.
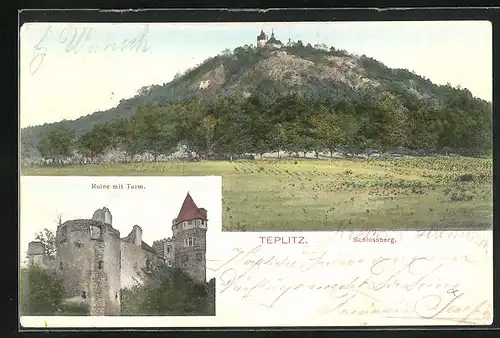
[257, 30, 266, 40]
[174, 193, 208, 224]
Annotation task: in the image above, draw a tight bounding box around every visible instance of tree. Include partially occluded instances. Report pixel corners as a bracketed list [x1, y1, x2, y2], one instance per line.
[162, 100, 207, 157]
[207, 95, 254, 159]
[77, 124, 112, 160]
[133, 105, 178, 161]
[406, 107, 440, 150]
[37, 126, 74, 163]
[215, 114, 253, 159]
[202, 114, 217, 156]
[55, 212, 62, 226]
[108, 117, 140, 161]
[137, 85, 152, 96]
[373, 92, 410, 151]
[34, 228, 57, 259]
[121, 266, 216, 316]
[267, 122, 292, 158]
[20, 266, 64, 315]
[221, 48, 232, 56]
[244, 96, 274, 158]
[310, 108, 345, 157]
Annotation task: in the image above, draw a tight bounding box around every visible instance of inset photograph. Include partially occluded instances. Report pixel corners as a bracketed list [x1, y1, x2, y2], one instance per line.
[20, 176, 220, 317]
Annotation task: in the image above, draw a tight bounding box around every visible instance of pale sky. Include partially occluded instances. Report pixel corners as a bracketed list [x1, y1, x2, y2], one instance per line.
[19, 21, 492, 128]
[19, 176, 222, 276]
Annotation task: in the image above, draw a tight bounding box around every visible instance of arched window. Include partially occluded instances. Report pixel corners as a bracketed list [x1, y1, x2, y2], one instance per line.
[196, 253, 203, 261]
[182, 254, 188, 262]
[82, 291, 87, 299]
[98, 261, 104, 269]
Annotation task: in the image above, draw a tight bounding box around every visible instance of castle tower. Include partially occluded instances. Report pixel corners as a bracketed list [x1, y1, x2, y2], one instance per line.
[266, 29, 282, 49]
[172, 193, 208, 284]
[92, 207, 112, 225]
[57, 207, 121, 316]
[152, 237, 174, 267]
[257, 29, 267, 48]
[26, 241, 46, 267]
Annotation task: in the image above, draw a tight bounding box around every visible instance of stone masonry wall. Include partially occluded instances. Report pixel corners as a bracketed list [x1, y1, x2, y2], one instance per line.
[174, 227, 207, 284]
[120, 240, 147, 289]
[57, 219, 121, 315]
[102, 226, 121, 315]
[57, 221, 93, 298]
[152, 239, 175, 266]
[90, 239, 106, 316]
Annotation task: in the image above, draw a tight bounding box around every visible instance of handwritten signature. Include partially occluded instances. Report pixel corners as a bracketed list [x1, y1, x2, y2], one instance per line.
[28, 24, 151, 75]
[30, 26, 51, 75]
[208, 245, 491, 324]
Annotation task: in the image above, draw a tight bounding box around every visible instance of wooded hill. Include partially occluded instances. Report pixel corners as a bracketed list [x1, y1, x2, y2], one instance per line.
[21, 41, 492, 161]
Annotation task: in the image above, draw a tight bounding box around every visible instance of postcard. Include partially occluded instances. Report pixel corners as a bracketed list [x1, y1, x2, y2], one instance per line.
[18, 18, 493, 328]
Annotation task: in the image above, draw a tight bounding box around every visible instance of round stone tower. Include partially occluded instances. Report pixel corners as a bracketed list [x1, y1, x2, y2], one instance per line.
[172, 193, 208, 284]
[57, 207, 121, 315]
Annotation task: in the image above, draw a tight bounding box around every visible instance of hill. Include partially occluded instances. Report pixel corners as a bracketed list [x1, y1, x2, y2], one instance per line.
[20, 41, 492, 161]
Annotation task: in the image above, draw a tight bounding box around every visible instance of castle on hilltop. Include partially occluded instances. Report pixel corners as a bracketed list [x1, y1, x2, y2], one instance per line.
[26, 192, 208, 316]
[257, 29, 283, 49]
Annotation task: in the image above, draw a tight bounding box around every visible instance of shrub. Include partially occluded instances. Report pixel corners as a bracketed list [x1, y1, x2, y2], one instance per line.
[20, 266, 64, 316]
[120, 267, 216, 316]
[59, 301, 90, 315]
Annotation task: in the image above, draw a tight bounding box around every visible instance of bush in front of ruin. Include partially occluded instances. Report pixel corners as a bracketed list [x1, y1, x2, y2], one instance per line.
[20, 266, 65, 316]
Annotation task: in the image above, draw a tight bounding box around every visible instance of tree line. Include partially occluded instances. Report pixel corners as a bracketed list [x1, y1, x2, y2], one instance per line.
[35, 89, 492, 163]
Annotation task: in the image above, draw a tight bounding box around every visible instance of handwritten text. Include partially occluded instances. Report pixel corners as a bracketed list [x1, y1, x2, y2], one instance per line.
[28, 24, 151, 75]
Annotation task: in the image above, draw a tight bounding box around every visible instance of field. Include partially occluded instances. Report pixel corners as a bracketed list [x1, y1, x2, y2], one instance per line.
[21, 156, 493, 231]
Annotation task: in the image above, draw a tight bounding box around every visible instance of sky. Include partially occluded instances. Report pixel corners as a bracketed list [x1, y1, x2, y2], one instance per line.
[19, 176, 222, 274]
[19, 21, 492, 128]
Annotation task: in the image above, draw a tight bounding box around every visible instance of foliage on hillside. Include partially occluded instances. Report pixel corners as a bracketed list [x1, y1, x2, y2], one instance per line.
[120, 266, 216, 316]
[33, 86, 492, 163]
[21, 41, 492, 159]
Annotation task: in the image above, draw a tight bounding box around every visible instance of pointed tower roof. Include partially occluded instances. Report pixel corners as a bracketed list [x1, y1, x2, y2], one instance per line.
[174, 192, 208, 224]
[257, 29, 266, 40]
[266, 29, 281, 45]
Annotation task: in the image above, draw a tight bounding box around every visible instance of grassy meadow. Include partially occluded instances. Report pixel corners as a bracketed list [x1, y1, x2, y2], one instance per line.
[21, 156, 493, 231]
